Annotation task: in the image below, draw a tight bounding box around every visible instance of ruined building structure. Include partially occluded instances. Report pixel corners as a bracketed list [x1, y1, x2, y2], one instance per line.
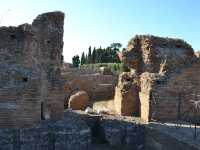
[0, 11, 64, 128]
[115, 35, 200, 122]
[62, 67, 118, 108]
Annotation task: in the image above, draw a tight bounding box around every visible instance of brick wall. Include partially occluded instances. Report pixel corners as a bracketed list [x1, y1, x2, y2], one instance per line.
[143, 61, 200, 122]
[0, 11, 64, 128]
[122, 35, 200, 123]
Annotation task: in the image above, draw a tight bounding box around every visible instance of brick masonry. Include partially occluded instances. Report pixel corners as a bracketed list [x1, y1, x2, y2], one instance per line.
[120, 35, 200, 122]
[0, 11, 65, 128]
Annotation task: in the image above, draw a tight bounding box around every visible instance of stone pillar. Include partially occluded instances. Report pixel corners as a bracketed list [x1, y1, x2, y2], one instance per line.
[32, 11, 65, 120]
[114, 71, 140, 116]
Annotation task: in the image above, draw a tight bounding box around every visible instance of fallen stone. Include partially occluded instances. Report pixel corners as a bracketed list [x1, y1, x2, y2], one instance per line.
[68, 91, 89, 110]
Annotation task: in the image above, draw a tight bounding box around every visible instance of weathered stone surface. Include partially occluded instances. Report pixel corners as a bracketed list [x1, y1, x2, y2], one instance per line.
[141, 61, 200, 122]
[71, 110, 145, 150]
[123, 35, 196, 74]
[68, 91, 89, 110]
[99, 118, 144, 149]
[54, 112, 91, 150]
[139, 72, 166, 122]
[0, 111, 92, 150]
[120, 35, 200, 123]
[0, 11, 64, 128]
[114, 71, 140, 116]
[0, 129, 15, 150]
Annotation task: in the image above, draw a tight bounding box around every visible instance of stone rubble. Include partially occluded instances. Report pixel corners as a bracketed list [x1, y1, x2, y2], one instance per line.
[68, 91, 89, 110]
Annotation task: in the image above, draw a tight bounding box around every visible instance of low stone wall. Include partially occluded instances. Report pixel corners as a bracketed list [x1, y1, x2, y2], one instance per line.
[75, 111, 145, 150]
[0, 110, 146, 150]
[0, 112, 91, 150]
[99, 117, 145, 149]
[0, 111, 199, 150]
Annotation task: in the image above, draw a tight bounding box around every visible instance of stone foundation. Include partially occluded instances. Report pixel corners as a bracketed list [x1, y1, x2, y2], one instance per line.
[0, 111, 199, 150]
[0, 112, 91, 150]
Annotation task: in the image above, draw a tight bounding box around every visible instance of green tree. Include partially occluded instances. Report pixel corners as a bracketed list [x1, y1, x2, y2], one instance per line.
[88, 46, 92, 64]
[96, 47, 102, 63]
[79, 43, 122, 64]
[85, 54, 88, 64]
[110, 43, 122, 63]
[92, 47, 96, 64]
[110, 43, 122, 50]
[81, 52, 86, 65]
[72, 55, 80, 67]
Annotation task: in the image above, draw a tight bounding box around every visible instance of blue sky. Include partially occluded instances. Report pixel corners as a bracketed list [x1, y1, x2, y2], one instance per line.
[0, 0, 199, 62]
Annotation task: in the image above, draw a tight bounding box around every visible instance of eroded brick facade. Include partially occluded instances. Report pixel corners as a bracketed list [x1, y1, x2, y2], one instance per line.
[118, 35, 200, 122]
[0, 11, 64, 128]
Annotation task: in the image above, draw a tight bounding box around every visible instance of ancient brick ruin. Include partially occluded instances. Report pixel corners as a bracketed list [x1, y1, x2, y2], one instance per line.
[62, 66, 118, 109]
[0, 11, 64, 128]
[116, 35, 200, 122]
[0, 10, 200, 150]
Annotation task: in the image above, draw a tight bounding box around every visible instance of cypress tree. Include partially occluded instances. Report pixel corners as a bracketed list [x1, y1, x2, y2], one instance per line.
[92, 47, 96, 64]
[88, 46, 92, 64]
[85, 54, 88, 64]
[81, 52, 86, 65]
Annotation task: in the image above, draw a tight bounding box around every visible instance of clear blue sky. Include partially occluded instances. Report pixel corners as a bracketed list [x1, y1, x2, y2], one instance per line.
[0, 0, 199, 62]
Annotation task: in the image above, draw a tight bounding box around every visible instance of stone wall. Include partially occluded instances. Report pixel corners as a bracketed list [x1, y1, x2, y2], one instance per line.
[0, 110, 145, 150]
[0, 111, 91, 150]
[119, 35, 200, 122]
[73, 110, 145, 150]
[142, 61, 200, 122]
[0, 11, 64, 128]
[0, 110, 198, 150]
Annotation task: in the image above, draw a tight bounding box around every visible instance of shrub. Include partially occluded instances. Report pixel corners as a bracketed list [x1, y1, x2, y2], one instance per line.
[80, 63, 124, 74]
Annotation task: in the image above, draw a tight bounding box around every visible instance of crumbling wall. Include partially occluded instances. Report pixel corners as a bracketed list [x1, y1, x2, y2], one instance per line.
[0, 11, 64, 128]
[123, 35, 195, 74]
[141, 61, 200, 122]
[32, 11, 65, 120]
[119, 35, 200, 122]
[114, 71, 140, 116]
